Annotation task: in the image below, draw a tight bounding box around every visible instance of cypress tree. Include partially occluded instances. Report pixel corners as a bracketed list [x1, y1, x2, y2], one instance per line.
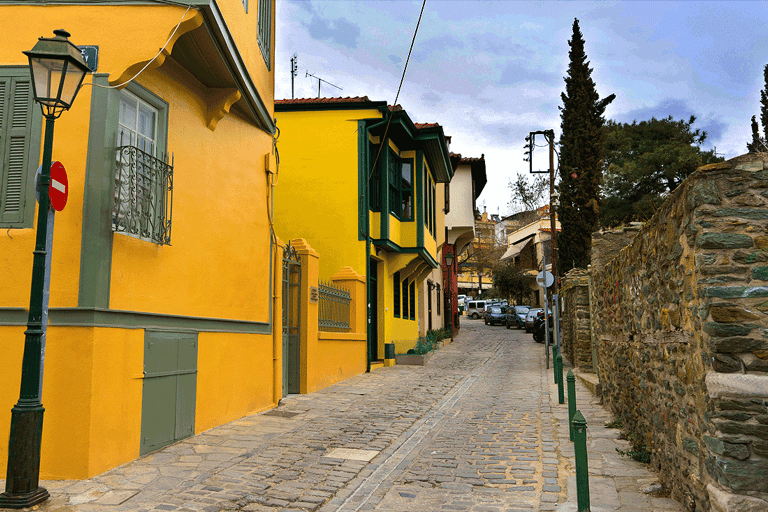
[747, 64, 768, 153]
[557, 19, 615, 274]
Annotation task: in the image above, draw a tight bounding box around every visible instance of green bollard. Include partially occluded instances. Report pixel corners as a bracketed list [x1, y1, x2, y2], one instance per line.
[567, 370, 576, 442]
[573, 411, 590, 512]
[556, 354, 564, 404]
[552, 344, 559, 384]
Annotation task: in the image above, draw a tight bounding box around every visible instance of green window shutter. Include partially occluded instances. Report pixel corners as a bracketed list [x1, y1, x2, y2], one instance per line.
[0, 68, 40, 228]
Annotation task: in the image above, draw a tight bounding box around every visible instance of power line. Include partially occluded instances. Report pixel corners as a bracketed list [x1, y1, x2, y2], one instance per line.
[362, 0, 427, 204]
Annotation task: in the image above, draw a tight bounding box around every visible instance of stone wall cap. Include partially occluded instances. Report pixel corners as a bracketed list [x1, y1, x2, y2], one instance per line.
[707, 483, 768, 512]
[706, 371, 768, 398]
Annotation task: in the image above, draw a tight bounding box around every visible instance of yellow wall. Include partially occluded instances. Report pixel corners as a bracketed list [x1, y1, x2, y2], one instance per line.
[195, 332, 276, 434]
[108, 63, 273, 322]
[0, 327, 145, 479]
[273, 108, 383, 281]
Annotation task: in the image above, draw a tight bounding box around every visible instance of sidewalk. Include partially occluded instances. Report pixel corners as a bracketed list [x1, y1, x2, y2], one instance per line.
[1, 322, 682, 512]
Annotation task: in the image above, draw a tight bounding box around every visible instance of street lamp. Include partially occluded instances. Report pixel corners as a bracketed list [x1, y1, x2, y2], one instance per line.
[0, 30, 89, 509]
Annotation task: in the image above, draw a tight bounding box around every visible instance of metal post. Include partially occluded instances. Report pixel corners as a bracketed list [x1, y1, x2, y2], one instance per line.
[0, 115, 56, 508]
[567, 370, 576, 442]
[556, 354, 564, 404]
[553, 343, 559, 384]
[573, 411, 591, 512]
[548, 131, 561, 356]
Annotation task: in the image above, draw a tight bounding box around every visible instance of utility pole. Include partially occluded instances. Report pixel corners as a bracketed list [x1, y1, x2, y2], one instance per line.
[305, 71, 342, 98]
[525, 129, 561, 354]
[290, 53, 298, 99]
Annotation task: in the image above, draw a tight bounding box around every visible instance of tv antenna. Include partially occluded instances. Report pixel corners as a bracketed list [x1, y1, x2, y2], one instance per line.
[290, 53, 298, 99]
[306, 71, 342, 98]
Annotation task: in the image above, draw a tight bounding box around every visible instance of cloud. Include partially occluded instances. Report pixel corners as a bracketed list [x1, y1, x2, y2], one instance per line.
[499, 65, 560, 87]
[388, 54, 402, 65]
[307, 14, 361, 49]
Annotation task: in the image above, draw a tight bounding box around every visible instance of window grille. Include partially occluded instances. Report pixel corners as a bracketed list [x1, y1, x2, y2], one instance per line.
[257, 0, 272, 67]
[318, 281, 351, 332]
[113, 140, 173, 245]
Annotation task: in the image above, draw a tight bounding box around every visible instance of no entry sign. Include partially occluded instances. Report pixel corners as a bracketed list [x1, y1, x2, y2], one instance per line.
[48, 161, 68, 211]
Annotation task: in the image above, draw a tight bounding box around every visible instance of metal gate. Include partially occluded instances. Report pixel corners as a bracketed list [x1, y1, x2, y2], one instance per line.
[282, 243, 301, 395]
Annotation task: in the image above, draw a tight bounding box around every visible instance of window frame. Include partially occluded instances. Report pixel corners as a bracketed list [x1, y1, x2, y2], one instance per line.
[257, 0, 272, 69]
[0, 66, 43, 229]
[388, 150, 414, 221]
[393, 271, 401, 318]
[402, 277, 409, 321]
[112, 83, 171, 245]
[409, 280, 416, 320]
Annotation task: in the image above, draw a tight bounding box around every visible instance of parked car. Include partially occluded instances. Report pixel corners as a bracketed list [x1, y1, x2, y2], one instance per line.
[484, 305, 507, 325]
[466, 300, 487, 319]
[524, 308, 543, 332]
[506, 305, 530, 329]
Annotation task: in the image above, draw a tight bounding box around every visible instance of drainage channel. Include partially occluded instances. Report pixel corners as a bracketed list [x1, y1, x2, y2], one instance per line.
[322, 343, 504, 512]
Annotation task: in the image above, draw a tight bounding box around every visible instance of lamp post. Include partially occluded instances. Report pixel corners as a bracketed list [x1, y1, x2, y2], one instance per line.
[0, 30, 89, 509]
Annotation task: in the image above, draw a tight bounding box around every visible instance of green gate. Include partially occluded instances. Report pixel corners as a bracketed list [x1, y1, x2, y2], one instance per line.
[140, 330, 197, 455]
[282, 243, 301, 395]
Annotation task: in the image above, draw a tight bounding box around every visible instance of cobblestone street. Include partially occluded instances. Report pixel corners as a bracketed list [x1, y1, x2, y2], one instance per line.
[3, 321, 682, 512]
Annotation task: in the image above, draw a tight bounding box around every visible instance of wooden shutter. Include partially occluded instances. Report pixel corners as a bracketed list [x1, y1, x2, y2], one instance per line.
[0, 71, 37, 227]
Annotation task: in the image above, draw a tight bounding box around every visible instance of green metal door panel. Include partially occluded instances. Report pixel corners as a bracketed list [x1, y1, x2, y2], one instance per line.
[140, 375, 177, 454]
[176, 336, 197, 372]
[141, 331, 197, 455]
[144, 333, 179, 375]
[175, 373, 196, 439]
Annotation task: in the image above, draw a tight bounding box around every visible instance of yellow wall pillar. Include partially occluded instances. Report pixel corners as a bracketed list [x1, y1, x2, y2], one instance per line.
[331, 266, 366, 334]
[292, 238, 319, 394]
[272, 237, 285, 405]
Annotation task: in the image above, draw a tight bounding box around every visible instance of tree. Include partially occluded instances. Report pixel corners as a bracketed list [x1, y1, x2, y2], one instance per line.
[747, 64, 768, 152]
[557, 19, 615, 274]
[492, 261, 532, 305]
[601, 116, 723, 227]
[747, 64, 768, 153]
[507, 173, 549, 213]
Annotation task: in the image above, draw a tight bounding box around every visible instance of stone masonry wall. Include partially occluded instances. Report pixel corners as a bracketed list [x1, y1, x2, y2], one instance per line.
[559, 268, 592, 371]
[591, 153, 768, 511]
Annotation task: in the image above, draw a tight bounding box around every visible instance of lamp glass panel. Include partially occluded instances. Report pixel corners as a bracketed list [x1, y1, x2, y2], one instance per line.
[30, 57, 65, 106]
[60, 60, 86, 106]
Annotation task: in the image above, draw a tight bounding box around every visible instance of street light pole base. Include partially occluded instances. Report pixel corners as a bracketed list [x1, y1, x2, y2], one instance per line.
[0, 487, 50, 509]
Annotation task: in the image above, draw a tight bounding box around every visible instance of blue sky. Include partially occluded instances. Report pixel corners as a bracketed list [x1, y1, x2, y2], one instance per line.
[275, 0, 768, 216]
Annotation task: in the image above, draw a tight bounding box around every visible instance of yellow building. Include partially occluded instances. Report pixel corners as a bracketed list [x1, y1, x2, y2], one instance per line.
[273, 98, 453, 362]
[0, 0, 279, 480]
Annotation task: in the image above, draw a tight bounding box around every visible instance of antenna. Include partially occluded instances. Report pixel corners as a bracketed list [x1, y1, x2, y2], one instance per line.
[305, 71, 342, 98]
[290, 53, 298, 99]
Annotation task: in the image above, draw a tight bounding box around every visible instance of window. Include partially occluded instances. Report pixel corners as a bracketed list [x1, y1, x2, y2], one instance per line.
[402, 278, 409, 320]
[424, 171, 436, 237]
[388, 150, 413, 220]
[393, 271, 400, 318]
[113, 86, 172, 245]
[436, 285, 441, 316]
[0, 67, 42, 228]
[409, 280, 416, 320]
[257, 0, 272, 68]
[369, 141, 381, 211]
[444, 182, 450, 213]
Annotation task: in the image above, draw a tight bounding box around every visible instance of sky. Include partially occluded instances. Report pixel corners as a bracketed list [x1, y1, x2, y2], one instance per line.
[275, 0, 768, 217]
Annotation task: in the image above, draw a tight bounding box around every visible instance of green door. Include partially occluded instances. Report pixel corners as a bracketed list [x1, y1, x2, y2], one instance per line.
[140, 330, 197, 455]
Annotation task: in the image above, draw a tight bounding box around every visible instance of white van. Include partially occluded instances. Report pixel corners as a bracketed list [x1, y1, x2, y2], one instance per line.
[465, 300, 487, 319]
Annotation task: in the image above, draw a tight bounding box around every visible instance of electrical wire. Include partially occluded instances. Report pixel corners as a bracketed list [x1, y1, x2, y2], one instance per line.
[359, 0, 427, 212]
[81, 5, 193, 89]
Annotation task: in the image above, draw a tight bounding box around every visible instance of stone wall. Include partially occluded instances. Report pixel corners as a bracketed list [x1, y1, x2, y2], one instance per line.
[559, 268, 592, 371]
[590, 153, 768, 511]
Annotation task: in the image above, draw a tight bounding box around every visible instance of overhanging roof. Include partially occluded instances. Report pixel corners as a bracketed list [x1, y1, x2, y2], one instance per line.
[500, 237, 533, 261]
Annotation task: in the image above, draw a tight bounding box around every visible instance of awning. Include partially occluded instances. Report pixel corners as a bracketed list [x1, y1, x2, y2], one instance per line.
[500, 238, 533, 261]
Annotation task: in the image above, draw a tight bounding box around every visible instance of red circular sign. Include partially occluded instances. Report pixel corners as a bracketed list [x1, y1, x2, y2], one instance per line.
[49, 161, 68, 211]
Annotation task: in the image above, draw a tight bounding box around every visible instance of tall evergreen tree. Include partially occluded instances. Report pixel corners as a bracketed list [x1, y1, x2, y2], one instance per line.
[747, 64, 768, 153]
[557, 19, 615, 274]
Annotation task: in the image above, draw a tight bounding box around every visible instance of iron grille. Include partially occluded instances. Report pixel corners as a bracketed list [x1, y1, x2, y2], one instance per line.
[113, 144, 173, 245]
[318, 280, 351, 332]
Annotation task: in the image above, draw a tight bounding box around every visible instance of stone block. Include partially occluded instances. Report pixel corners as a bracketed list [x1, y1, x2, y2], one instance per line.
[712, 353, 742, 373]
[703, 436, 750, 460]
[697, 232, 754, 249]
[704, 322, 752, 337]
[711, 336, 768, 353]
[707, 483, 768, 512]
[710, 306, 761, 323]
[707, 456, 768, 492]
